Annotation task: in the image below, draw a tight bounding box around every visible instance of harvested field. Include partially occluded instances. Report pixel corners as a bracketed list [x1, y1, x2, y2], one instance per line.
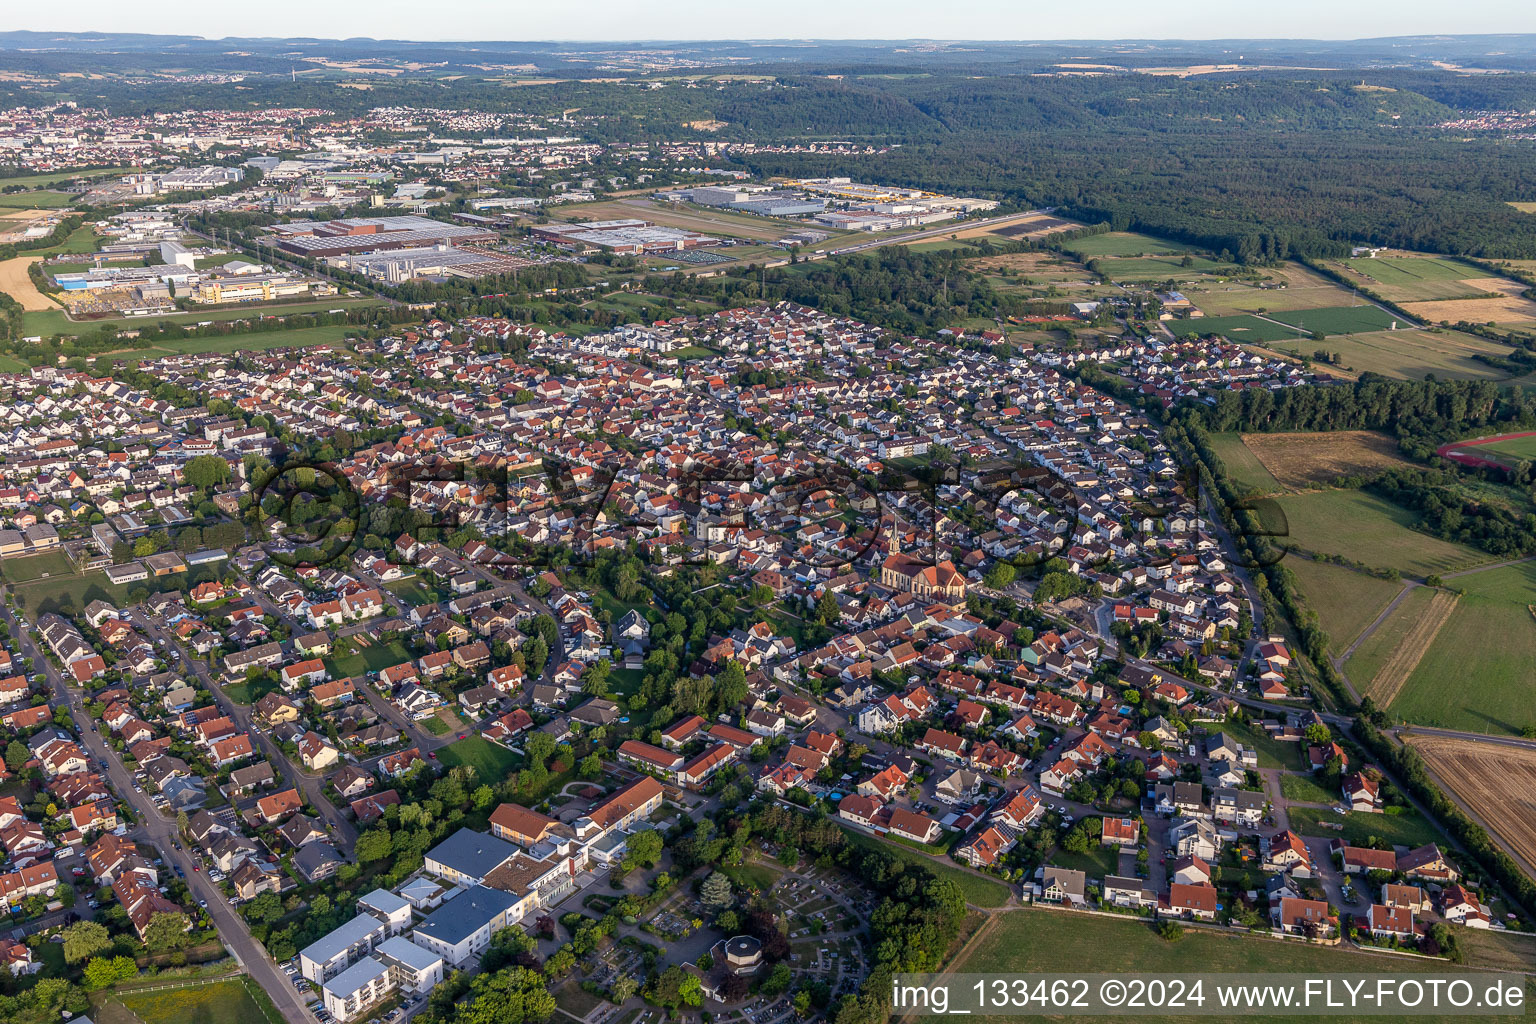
[981, 214, 1080, 240]
[970, 250, 1082, 272]
[1240, 430, 1412, 489]
[1362, 588, 1456, 706]
[1408, 733, 1536, 878]
[1405, 281, 1536, 325]
[0, 254, 61, 311]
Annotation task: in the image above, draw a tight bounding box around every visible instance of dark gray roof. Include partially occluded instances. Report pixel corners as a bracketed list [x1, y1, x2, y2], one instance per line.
[425, 827, 516, 880]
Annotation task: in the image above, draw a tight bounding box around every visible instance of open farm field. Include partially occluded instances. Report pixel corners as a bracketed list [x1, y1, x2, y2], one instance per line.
[1167, 314, 1306, 343]
[942, 909, 1520, 1024]
[1265, 304, 1405, 335]
[1092, 254, 1242, 281]
[970, 251, 1091, 281]
[1240, 430, 1412, 490]
[0, 166, 134, 189]
[1404, 281, 1536, 325]
[1393, 561, 1536, 735]
[1264, 328, 1514, 381]
[1343, 586, 1438, 694]
[0, 254, 61, 311]
[1183, 262, 1355, 315]
[1284, 557, 1403, 653]
[21, 297, 382, 341]
[1408, 733, 1536, 879]
[0, 189, 74, 208]
[1358, 588, 1457, 707]
[1060, 231, 1196, 257]
[1274, 488, 1489, 576]
[101, 325, 359, 364]
[1206, 432, 1282, 494]
[1334, 255, 1497, 302]
[978, 213, 1080, 240]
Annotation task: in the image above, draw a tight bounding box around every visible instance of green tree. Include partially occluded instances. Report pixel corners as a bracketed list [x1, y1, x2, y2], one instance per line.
[62, 920, 113, 964]
[700, 871, 735, 910]
[143, 911, 191, 953]
[245, 891, 284, 925]
[761, 962, 793, 997]
[4, 739, 27, 771]
[81, 955, 138, 990]
[183, 454, 232, 490]
[983, 562, 1017, 590]
[625, 829, 663, 869]
[355, 828, 393, 863]
[525, 731, 556, 766]
[610, 974, 639, 1003]
[456, 966, 557, 1024]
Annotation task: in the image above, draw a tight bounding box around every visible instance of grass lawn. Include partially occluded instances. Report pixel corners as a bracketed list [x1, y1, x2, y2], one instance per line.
[1473, 434, 1536, 462]
[437, 735, 521, 782]
[37, 224, 100, 256]
[1279, 771, 1338, 805]
[949, 909, 1519, 1022]
[1206, 432, 1282, 495]
[723, 862, 781, 893]
[554, 982, 603, 1019]
[592, 586, 650, 625]
[0, 167, 134, 189]
[1283, 557, 1403, 652]
[224, 677, 280, 705]
[324, 639, 413, 678]
[421, 715, 451, 736]
[0, 353, 28, 372]
[1389, 561, 1536, 735]
[384, 577, 442, 608]
[10, 567, 141, 615]
[1218, 718, 1309, 771]
[1266, 304, 1403, 335]
[0, 189, 75, 208]
[0, 548, 78, 582]
[840, 826, 1010, 908]
[1285, 805, 1443, 848]
[1274, 488, 1489, 576]
[1048, 841, 1122, 880]
[116, 978, 280, 1024]
[1062, 231, 1196, 258]
[1166, 314, 1307, 343]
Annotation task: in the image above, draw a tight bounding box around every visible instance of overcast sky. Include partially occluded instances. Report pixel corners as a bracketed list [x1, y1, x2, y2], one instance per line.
[9, 1, 1535, 44]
